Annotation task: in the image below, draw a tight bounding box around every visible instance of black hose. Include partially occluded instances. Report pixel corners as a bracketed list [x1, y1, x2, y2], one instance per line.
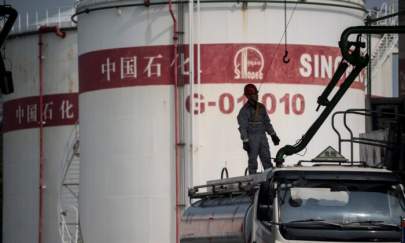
[0, 5, 17, 47]
[340, 26, 405, 65]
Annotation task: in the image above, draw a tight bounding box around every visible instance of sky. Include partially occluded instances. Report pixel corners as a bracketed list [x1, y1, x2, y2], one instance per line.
[5, 0, 395, 14]
[366, 0, 388, 8]
[366, 0, 395, 9]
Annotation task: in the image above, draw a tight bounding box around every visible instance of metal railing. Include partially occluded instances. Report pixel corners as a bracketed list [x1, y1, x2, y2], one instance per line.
[331, 108, 405, 163]
[60, 206, 79, 243]
[369, 1, 399, 78]
[58, 124, 80, 243]
[370, 33, 398, 73]
[8, 6, 76, 34]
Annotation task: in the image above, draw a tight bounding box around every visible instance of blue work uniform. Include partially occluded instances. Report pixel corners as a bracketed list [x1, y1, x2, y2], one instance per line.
[237, 102, 277, 173]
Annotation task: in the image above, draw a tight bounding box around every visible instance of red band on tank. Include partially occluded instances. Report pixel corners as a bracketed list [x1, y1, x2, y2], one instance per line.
[79, 44, 366, 93]
[2, 93, 78, 133]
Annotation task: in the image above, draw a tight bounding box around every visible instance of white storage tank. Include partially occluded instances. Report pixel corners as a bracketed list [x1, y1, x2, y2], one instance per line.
[2, 13, 78, 243]
[76, 0, 366, 242]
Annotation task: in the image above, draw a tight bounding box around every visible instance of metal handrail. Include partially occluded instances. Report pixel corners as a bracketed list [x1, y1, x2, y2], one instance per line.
[331, 111, 344, 153]
[343, 110, 354, 162]
[296, 160, 368, 167]
[332, 108, 405, 163]
[189, 178, 254, 199]
[3, 6, 76, 35]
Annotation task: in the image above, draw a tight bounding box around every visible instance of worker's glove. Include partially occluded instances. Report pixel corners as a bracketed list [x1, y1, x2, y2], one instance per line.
[243, 142, 250, 152]
[271, 134, 280, 146]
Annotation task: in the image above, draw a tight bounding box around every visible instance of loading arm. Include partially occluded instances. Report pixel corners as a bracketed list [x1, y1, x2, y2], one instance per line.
[274, 25, 405, 167]
[0, 5, 17, 94]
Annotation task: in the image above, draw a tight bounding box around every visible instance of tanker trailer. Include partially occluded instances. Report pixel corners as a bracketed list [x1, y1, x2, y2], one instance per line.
[181, 163, 405, 243]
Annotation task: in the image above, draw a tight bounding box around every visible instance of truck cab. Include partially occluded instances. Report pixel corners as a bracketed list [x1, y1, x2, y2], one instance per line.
[257, 165, 405, 243]
[182, 163, 405, 243]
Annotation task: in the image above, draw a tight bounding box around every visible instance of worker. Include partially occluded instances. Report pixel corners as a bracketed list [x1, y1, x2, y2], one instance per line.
[237, 83, 280, 174]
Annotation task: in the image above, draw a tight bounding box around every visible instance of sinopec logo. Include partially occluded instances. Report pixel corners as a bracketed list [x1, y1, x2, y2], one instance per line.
[234, 47, 264, 80]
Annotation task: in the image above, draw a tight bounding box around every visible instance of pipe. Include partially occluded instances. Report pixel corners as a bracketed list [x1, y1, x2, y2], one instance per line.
[339, 25, 405, 99]
[7, 27, 76, 39]
[316, 61, 349, 111]
[274, 25, 405, 165]
[168, 1, 180, 242]
[39, 26, 66, 38]
[188, 0, 195, 195]
[0, 6, 17, 95]
[0, 5, 18, 47]
[195, 0, 201, 184]
[38, 25, 65, 243]
[339, 26, 405, 66]
[274, 63, 367, 165]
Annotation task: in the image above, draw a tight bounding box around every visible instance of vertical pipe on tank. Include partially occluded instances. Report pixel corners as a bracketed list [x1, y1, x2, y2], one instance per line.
[188, 0, 194, 192]
[37, 26, 65, 243]
[38, 28, 44, 243]
[177, 0, 187, 209]
[168, 1, 180, 242]
[195, 0, 201, 181]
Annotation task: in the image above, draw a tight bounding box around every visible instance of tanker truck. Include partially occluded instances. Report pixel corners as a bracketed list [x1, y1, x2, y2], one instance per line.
[181, 161, 405, 243]
[181, 25, 405, 243]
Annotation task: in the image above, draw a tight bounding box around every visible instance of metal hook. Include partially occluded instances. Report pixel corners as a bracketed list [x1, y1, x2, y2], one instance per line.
[283, 50, 290, 64]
